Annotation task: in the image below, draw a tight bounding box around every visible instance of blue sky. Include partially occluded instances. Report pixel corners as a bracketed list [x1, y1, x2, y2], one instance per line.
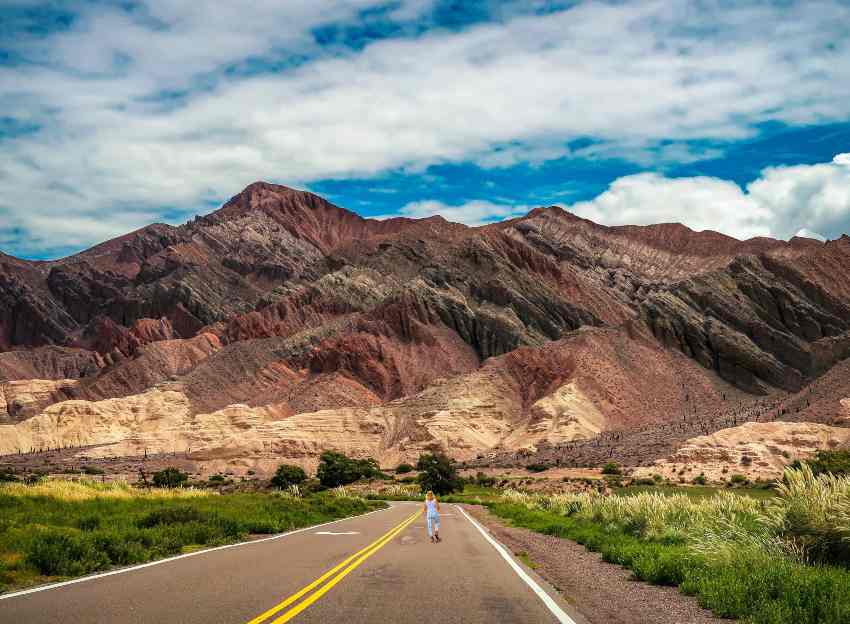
[1, 0, 850, 259]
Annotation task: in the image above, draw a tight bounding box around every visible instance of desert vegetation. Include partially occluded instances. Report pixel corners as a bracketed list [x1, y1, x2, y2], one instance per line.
[317, 451, 385, 488]
[0, 478, 381, 593]
[491, 465, 850, 624]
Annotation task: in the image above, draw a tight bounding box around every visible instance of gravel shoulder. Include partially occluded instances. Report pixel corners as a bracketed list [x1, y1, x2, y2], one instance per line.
[464, 505, 730, 624]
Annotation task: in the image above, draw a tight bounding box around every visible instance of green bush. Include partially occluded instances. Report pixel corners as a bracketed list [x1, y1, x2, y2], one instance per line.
[208, 474, 225, 483]
[317, 451, 381, 488]
[632, 478, 655, 486]
[475, 472, 496, 487]
[26, 530, 110, 576]
[270, 464, 307, 489]
[395, 463, 413, 474]
[152, 467, 188, 488]
[807, 450, 850, 476]
[137, 507, 206, 528]
[81, 465, 105, 475]
[729, 473, 748, 485]
[526, 463, 550, 473]
[692, 473, 707, 485]
[416, 452, 462, 495]
[0, 468, 17, 483]
[601, 462, 622, 475]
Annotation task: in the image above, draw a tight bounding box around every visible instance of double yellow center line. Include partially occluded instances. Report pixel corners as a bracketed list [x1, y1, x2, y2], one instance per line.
[246, 509, 422, 624]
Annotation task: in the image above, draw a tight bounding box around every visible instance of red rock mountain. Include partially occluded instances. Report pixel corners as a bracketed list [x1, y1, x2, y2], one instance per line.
[1, 182, 848, 475]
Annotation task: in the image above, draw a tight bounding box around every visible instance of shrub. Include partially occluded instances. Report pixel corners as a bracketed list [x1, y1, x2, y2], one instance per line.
[81, 465, 105, 475]
[152, 467, 188, 488]
[769, 465, 850, 567]
[527, 463, 550, 473]
[475, 472, 497, 487]
[270, 464, 307, 489]
[632, 477, 656, 486]
[730, 474, 748, 485]
[806, 450, 850, 477]
[0, 468, 17, 482]
[317, 451, 380, 488]
[396, 463, 413, 474]
[692, 473, 707, 485]
[137, 507, 206, 528]
[208, 474, 225, 483]
[602, 462, 622, 476]
[416, 452, 463, 496]
[26, 530, 109, 576]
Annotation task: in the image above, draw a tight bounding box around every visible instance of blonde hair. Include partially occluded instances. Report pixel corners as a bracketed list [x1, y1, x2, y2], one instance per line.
[426, 490, 435, 500]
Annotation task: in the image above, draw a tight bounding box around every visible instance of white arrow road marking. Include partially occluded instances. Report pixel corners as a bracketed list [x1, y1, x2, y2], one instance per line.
[314, 531, 360, 535]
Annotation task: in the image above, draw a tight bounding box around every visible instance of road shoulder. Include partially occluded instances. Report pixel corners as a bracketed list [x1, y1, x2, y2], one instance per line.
[463, 505, 728, 624]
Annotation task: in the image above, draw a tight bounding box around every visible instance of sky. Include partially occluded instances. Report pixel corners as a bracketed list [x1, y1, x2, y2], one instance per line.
[1, 0, 850, 260]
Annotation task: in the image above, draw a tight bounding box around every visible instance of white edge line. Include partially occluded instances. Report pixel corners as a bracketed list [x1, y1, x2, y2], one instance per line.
[456, 505, 577, 624]
[0, 505, 391, 601]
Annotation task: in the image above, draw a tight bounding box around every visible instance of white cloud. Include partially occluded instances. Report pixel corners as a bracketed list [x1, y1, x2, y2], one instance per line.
[794, 228, 827, 242]
[568, 173, 772, 240]
[2, 1, 850, 255]
[566, 155, 850, 240]
[834, 153, 850, 166]
[387, 200, 530, 226]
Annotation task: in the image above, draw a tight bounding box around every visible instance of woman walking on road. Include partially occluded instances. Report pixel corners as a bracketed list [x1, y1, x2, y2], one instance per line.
[424, 490, 441, 543]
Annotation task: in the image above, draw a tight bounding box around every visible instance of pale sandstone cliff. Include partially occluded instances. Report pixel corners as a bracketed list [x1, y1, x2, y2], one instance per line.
[637, 420, 850, 482]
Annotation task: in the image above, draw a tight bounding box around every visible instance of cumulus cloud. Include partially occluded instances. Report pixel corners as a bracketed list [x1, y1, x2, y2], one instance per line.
[834, 153, 850, 166]
[387, 199, 530, 226]
[2, 1, 850, 255]
[566, 156, 850, 241]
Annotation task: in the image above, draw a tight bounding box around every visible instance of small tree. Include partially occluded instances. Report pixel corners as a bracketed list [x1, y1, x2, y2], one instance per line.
[152, 467, 188, 488]
[808, 450, 850, 476]
[271, 464, 307, 489]
[601, 462, 622, 476]
[317, 451, 381, 488]
[396, 463, 414, 474]
[416, 452, 462, 496]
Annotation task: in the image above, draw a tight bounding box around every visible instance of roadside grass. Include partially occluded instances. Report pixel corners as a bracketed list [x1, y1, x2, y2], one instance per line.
[613, 484, 777, 500]
[0, 479, 384, 593]
[488, 466, 850, 624]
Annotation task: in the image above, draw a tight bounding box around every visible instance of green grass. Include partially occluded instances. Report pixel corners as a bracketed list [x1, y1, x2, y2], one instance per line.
[614, 484, 777, 500]
[0, 480, 383, 593]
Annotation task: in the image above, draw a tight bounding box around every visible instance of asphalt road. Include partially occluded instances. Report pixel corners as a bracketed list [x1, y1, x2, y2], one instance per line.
[0, 503, 579, 623]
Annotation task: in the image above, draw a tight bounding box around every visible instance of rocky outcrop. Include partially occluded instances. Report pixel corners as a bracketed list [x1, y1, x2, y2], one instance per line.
[0, 379, 80, 423]
[638, 421, 850, 482]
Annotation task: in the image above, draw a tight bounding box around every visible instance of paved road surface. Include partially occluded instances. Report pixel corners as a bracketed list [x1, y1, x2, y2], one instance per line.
[0, 503, 579, 623]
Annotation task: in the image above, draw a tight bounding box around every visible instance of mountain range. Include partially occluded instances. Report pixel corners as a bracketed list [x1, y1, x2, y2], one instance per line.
[1, 181, 849, 477]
